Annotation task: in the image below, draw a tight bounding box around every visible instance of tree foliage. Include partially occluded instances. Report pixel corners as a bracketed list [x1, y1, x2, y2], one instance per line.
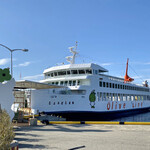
[0, 68, 11, 83]
[0, 109, 14, 149]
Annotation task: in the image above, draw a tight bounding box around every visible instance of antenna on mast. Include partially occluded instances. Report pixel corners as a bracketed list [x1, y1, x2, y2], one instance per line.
[66, 41, 78, 64]
[75, 41, 78, 51]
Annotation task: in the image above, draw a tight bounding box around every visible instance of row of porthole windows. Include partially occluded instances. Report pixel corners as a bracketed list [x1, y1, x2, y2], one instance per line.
[50, 80, 80, 86]
[49, 101, 74, 105]
[99, 81, 149, 92]
[97, 92, 150, 101]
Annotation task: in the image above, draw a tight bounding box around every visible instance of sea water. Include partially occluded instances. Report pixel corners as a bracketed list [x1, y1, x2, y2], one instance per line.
[113, 111, 150, 122]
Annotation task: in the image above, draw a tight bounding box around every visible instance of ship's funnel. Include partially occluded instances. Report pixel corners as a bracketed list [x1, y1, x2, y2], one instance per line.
[124, 58, 134, 83]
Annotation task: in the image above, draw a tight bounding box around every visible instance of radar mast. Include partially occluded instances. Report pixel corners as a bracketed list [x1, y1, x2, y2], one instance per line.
[66, 41, 78, 64]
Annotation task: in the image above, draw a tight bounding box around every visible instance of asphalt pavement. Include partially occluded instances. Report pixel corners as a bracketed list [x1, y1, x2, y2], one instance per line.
[14, 123, 150, 150]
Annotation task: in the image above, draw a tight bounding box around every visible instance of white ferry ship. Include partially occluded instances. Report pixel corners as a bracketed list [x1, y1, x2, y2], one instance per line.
[31, 43, 150, 120]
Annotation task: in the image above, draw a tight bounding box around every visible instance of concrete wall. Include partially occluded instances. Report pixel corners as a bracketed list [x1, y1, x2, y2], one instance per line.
[0, 78, 15, 120]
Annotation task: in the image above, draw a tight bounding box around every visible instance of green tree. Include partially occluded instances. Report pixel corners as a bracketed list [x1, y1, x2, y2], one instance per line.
[0, 68, 11, 83]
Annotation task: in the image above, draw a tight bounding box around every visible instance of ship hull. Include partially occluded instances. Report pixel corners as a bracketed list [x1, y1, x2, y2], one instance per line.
[44, 107, 150, 121]
[31, 88, 150, 121]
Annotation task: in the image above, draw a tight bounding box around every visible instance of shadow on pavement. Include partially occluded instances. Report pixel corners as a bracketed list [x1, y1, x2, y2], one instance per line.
[16, 124, 112, 133]
[19, 143, 46, 149]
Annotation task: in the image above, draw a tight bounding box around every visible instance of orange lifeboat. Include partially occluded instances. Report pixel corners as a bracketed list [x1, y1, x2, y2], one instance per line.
[124, 58, 134, 83]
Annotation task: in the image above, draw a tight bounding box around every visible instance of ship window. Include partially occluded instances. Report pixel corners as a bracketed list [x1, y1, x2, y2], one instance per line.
[77, 80, 80, 85]
[123, 85, 124, 89]
[103, 82, 105, 87]
[68, 90, 86, 95]
[99, 81, 102, 87]
[61, 102, 63, 105]
[67, 70, 70, 74]
[110, 83, 112, 88]
[131, 96, 134, 101]
[71, 70, 78, 74]
[60, 81, 64, 85]
[118, 84, 120, 89]
[108, 93, 112, 101]
[123, 94, 126, 101]
[100, 92, 102, 101]
[138, 96, 141, 101]
[112, 93, 115, 101]
[120, 85, 122, 89]
[147, 95, 150, 100]
[127, 95, 130, 101]
[64, 81, 68, 86]
[113, 83, 114, 88]
[79, 70, 85, 74]
[52, 82, 54, 85]
[106, 93, 109, 101]
[106, 82, 109, 88]
[69, 81, 72, 86]
[58, 71, 66, 76]
[114, 93, 117, 101]
[55, 82, 58, 85]
[73, 80, 76, 86]
[86, 69, 92, 74]
[115, 84, 117, 89]
[103, 93, 106, 101]
[97, 92, 100, 101]
[51, 73, 54, 77]
[54, 72, 57, 76]
[118, 94, 121, 101]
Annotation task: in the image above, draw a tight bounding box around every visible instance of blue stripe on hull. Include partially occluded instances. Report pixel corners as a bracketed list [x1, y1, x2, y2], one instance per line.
[44, 107, 150, 121]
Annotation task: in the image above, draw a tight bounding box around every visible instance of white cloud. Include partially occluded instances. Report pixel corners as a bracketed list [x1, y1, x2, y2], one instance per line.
[132, 76, 143, 79]
[100, 63, 113, 66]
[14, 61, 31, 67]
[23, 74, 43, 81]
[18, 61, 31, 67]
[0, 58, 10, 66]
[131, 61, 150, 65]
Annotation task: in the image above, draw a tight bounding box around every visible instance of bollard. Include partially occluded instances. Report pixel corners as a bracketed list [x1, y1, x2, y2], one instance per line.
[29, 118, 37, 126]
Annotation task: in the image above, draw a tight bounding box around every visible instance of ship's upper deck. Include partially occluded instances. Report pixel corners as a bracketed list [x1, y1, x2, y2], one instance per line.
[43, 63, 108, 74]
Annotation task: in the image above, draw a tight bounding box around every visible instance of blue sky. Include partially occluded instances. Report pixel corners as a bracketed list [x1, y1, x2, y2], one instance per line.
[0, 0, 150, 84]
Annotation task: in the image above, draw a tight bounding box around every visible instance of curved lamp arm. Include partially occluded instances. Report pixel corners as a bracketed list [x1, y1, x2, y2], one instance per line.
[0, 44, 29, 77]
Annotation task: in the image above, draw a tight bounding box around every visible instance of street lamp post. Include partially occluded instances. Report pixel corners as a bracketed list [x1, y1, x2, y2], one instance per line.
[0, 44, 28, 78]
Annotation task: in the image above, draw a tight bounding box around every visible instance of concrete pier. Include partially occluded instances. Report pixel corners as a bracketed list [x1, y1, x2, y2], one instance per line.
[14, 123, 150, 150]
